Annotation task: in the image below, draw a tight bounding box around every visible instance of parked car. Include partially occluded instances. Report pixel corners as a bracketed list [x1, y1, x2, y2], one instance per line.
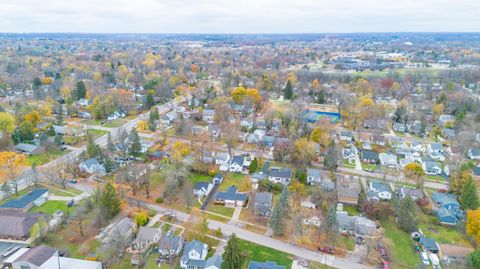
[60, 145, 68, 150]
[69, 179, 77, 183]
[318, 246, 335, 254]
[382, 261, 390, 269]
[378, 244, 388, 261]
[420, 252, 430, 265]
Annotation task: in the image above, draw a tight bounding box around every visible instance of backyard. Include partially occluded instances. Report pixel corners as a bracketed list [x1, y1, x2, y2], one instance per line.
[27, 148, 70, 166]
[382, 219, 419, 269]
[29, 200, 73, 215]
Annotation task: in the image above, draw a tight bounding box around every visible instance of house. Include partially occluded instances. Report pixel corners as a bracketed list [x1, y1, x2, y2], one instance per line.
[369, 181, 392, 201]
[77, 98, 92, 107]
[99, 217, 134, 244]
[202, 109, 215, 123]
[468, 148, 480, 160]
[0, 211, 44, 241]
[248, 261, 286, 269]
[472, 166, 480, 180]
[357, 132, 373, 143]
[422, 161, 442, 175]
[306, 168, 321, 185]
[208, 124, 221, 139]
[0, 188, 48, 212]
[337, 177, 361, 205]
[79, 158, 105, 174]
[379, 153, 397, 168]
[240, 118, 254, 130]
[262, 136, 276, 148]
[212, 173, 224, 184]
[439, 244, 474, 265]
[429, 151, 446, 162]
[254, 192, 272, 216]
[14, 143, 43, 155]
[439, 115, 454, 127]
[158, 231, 183, 259]
[215, 152, 230, 165]
[180, 240, 208, 269]
[339, 131, 354, 142]
[149, 151, 166, 161]
[320, 178, 335, 192]
[336, 211, 377, 237]
[194, 182, 213, 198]
[443, 128, 456, 140]
[361, 150, 378, 164]
[133, 226, 162, 253]
[398, 187, 423, 200]
[445, 146, 461, 158]
[229, 156, 245, 173]
[393, 122, 406, 132]
[411, 141, 425, 153]
[303, 216, 321, 227]
[214, 186, 247, 207]
[8, 245, 102, 269]
[372, 135, 385, 146]
[52, 124, 65, 135]
[420, 237, 440, 253]
[268, 167, 292, 185]
[246, 130, 265, 144]
[431, 192, 463, 225]
[427, 142, 443, 154]
[300, 197, 316, 209]
[342, 148, 356, 163]
[77, 111, 92, 119]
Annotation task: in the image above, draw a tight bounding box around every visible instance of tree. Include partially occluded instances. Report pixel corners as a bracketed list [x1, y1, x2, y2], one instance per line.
[284, 80, 293, 100]
[0, 112, 15, 134]
[99, 183, 122, 220]
[144, 90, 155, 109]
[317, 89, 325, 104]
[222, 234, 245, 269]
[137, 120, 148, 131]
[249, 157, 258, 174]
[0, 152, 27, 194]
[64, 154, 81, 179]
[468, 249, 480, 269]
[75, 80, 87, 100]
[18, 121, 34, 141]
[326, 205, 338, 248]
[268, 187, 290, 235]
[172, 141, 190, 162]
[221, 122, 239, 158]
[107, 132, 115, 152]
[460, 177, 479, 210]
[129, 128, 142, 156]
[148, 110, 158, 131]
[293, 138, 317, 167]
[55, 104, 64, 125]
[397, 196, 418, 232]
[404, 162, 426, 189]
[324, 140, 338, 171]
[86, 134, 102, 158]
[135, 211, 149, 226]
[182, 181, 194, 210]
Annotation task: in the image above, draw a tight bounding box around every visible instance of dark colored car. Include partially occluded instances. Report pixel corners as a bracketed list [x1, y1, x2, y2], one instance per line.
[318, 247, 335, 254]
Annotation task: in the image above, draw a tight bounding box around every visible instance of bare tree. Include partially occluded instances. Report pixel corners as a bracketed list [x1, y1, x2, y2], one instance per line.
[64, 154, 81, 179]
[182, 181, 194, 209]
[44, 162, 68, 189]
[221, 122, 239, 158]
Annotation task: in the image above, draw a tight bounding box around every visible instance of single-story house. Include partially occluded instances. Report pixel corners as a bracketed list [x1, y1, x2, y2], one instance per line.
[79, 158, 105, 174]
[393, 122, 406, 132]
[422, 161, 442, 175]
[158, 231, 184, 259]
[14, 143, 44, 155]
[372, 135, 385, 146]
[468, 148, 480, 160]
[194, 182, 213, 198]
[303, 216, 321, 227]
[340, 131, 354, 142]
[202, 109, 215, 123]
[439, 244, 474, 265]
[379, 153, 397, 168]
[337, 177, 361, 205]
[436, 207, 458, 225]
[427, 142, 443, 154]
[361, 150, 378, 164]
[268, 167, 292, 185]
[398, 187, 423, 200]
[212, 173, 224, 184]
[262, 136, 276, 148]
[254, 192, 272, 216]
[133, 226, 162, 253]
[0, 211, 44, 241]
[306, 168, 321, 185]
[0, 188, 48, 212]
[214, 186, 247, 207]
[215, 153, 230, 165]
[336, 211, 377, 236]
[369, 181, 392, 201]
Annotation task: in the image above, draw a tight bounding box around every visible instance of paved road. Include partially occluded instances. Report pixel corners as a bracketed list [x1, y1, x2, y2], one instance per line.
[134, 199, 373, 269]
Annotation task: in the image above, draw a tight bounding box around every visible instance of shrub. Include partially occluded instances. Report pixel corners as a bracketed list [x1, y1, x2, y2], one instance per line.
[135, 211, 149, 226]
[155, 197, 164, 204]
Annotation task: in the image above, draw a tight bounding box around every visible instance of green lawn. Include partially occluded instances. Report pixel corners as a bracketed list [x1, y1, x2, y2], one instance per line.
[342, 205, 360, 216]
[416, 207, 470, 246]
[338, 236, 355, 251]
[29, 200, 73, 215]
[87, 128, 108, 137]
[47, 188, 75, 197]
[382, 219, 419, 269]
[362, 163, 377, 171]
[427, 175, 447, 182]
[104, 119, 127, 128]
[342, 160, 356, 169]
[205, 204, 235, 218]
[27, 149, 70, 166]
[219, 173, 249, 192]
[238, 239, 293, 269]
[189, 173, 211, 185]
[83, 119, 103, 125]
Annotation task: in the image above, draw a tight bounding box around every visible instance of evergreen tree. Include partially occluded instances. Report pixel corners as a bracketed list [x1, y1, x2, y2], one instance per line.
[148, 112, 157, 132]
[397, 195, 418, 232]
[326, 205, 338, 248]
[222, 234, 244, 269]
[99, 183, 121, 220]
[268, 186, 290, 235]
[32, 77, 42, 89]
[129, 129, 142, 156]
[102, 156, 116, 174]
[249, 157, 258, 174]
[75, 80, 87, 101]
[86, 134, 102, 158]
[284, 80, 293, 100]
[317, 89, 325, 104]
[107, 132, 115, 152]
[150, 108, 159, 121]
[55, 104, 64, 125]
[18, 121, 34, 142]
[54, 134, 63, 145]
[461, 177, 480, 210]
[324, 140, 338, 171]
[47, 125, 56, 136]
[144, 91, 155, 109]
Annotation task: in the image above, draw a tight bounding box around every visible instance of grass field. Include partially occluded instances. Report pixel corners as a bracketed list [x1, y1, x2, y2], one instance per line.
[29, 200, 73, 215]
[218, 173, 250, 192]
[189, 172, 211, 185]
[205, 204, 235, 218]
[416, 207, 470, 246]
[27, 149, 70, 166]
[104, 119, 127, 128]
[238, 239, 294, 269]
[382, 219, 419, 269]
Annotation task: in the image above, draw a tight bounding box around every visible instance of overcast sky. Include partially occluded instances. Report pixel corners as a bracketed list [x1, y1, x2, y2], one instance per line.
[0, 0, 479, 33]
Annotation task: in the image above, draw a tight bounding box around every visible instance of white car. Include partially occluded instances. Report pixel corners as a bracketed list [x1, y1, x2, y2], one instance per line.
[420, 252, 430, 265]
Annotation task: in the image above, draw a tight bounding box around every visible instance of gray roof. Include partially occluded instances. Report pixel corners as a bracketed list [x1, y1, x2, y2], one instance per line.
[14, 143, 39, 154]
[215, 186, 247, 202]
[82, 158, 100, 168]
[362, 150, 378, 161]
[194, 182, 210, 191]
[269, 168, 292, 179]
[254, 192, 272, 214]
[420, 237, 439, 251]
[370, 180, 391, 193]
[15, 245, 56, 266]
[181, 240, 207, 263]
[204, 254, 223, 269]
[231, 156, 245, 166]
[307, 168, 321, 179]
[158, 232, 182, 252]
[0, 188, 48, 209]
[0, 210, 44, 238]
[135, 227, 159, 245]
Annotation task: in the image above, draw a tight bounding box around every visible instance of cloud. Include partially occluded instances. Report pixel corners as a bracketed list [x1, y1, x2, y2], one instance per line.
[0, 0, 478, 33]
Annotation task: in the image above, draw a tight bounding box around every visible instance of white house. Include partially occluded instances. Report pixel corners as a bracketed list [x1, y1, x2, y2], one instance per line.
[229, 156, 245, 173]
[202, 109, 215, 123]
[268, 167, 292, 185]
[180, 240, 208, 269]
[468, 148, 480, 160]
[379, 153, 398, 168]
[422, 161, 443, 175]
[215, 152, 230, 165]
[342, 148, 357, 163]
[79, 158, 105, 174]
[133, 227, 162, 253]
[369, 181, 392, 200]
[194, 182, 213, 198]
[307, 168, 322, 185]
[303, 216, 321, 227]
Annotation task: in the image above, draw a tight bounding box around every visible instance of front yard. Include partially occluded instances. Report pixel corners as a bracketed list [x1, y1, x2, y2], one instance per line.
[29, 200, 73, 215]
[27, 148, 70, 166]
[238, 239, 293, 269]
[342, 160, 356, 169]
[382, 219, 419, 269]
[205, 204, 235, 218]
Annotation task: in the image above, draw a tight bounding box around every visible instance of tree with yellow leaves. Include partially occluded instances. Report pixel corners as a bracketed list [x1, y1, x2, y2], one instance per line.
[231, 86, 247, 103]
[41, 77, 53, 85]
[466, 209, 480, 244]
[172, 141, 190, 162]
[0, 112, 15, 134]
[312, 79, 319, 89]
[0, 152, 27, 194]
[432, 103, 444, 119]
[404, 162, 426, 189]
[137, 120, 148, 131]
[24, 111, 42, 126]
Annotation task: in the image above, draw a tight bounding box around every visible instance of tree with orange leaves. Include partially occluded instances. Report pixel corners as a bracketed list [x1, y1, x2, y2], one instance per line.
[0, 151, 27, 194]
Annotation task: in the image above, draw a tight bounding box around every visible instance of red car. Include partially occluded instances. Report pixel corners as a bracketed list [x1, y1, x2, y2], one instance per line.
[318, 247, 335, 254]
[383, 261, 390, 269]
